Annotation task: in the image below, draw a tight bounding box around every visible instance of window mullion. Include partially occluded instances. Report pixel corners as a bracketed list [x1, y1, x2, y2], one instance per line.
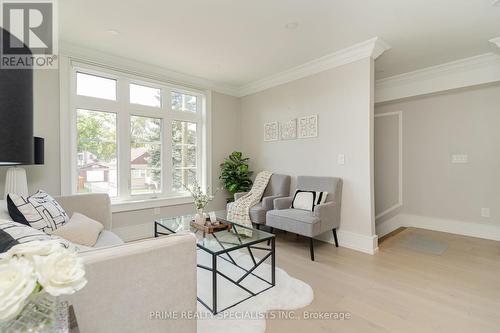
[118, 78, 131, 200]
[163, 119, 173, 195]
[199, 95, 206, 190]
[163, 90, 173, 195]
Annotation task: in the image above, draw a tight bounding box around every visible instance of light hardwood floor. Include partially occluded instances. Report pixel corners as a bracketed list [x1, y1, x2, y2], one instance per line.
[266, 227, 500, 333]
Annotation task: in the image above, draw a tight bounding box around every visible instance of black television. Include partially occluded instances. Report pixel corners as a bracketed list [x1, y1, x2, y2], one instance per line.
[0, 27, 34, 165]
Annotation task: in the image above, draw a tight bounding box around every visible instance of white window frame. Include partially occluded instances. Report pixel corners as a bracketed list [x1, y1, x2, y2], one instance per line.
[60, 58, 211, 211]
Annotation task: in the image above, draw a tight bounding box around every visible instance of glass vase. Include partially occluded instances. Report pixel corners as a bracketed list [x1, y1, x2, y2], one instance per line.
[195, 208, 206, 225]
[0, 292, 58, 333]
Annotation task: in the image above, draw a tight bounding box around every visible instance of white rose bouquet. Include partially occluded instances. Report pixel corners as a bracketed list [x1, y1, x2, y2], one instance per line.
[0, 240, 87, 323]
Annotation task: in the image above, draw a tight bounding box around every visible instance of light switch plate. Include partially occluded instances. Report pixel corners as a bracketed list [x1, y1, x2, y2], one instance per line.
[337, 154, 345, 165]
[481, 208, 490, 218]
[451, 154, 468, 164]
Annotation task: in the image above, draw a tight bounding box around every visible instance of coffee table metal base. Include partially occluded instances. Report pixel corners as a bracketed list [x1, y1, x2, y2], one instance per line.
[155, 223, 276, 315]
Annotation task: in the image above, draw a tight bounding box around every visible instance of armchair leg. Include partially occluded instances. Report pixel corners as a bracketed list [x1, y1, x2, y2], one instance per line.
[309, 237, 315, 261]
[256, 224, 261, 230]
[332, 228, 339, 247]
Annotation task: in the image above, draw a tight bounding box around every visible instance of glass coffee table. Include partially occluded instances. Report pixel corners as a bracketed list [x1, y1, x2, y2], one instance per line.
[154, 211, 275, 314]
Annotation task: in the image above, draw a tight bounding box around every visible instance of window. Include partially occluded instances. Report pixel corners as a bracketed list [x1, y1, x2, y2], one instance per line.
[76, 72, 116, 100]
[130, 83, 161, 108]
[171, 91, 197, 113]
[76, 109, 117, 197]
[172, 121, 197, 191]
[130, 115, 162, 195]
[69, 64, 207, 202]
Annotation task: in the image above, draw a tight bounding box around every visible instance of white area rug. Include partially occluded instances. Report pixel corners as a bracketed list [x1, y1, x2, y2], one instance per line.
[197, 250, 313, 333]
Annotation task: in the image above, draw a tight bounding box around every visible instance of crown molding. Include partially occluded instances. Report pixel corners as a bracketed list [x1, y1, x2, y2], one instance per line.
[375, 53, 500, 103]
[490, 37, 500, 48]
[236, 37, 391, 97]
[59, 37, 392, 99]
[59, 41, 240, 96]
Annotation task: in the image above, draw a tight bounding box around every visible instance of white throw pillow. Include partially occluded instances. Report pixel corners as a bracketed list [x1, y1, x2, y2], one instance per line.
[291, 190, 329, 211]
[49, 213, 104, 247]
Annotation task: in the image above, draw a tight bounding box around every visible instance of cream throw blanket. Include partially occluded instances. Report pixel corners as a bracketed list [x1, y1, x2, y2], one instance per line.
[227, 171, 273, 237]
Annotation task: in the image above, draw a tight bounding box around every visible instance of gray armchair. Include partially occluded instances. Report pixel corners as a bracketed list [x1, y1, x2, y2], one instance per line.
[233, 173, 291, 228]
[266, 176, 343, 261]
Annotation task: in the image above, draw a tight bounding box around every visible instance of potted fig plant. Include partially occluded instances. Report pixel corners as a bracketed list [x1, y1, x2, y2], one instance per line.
[219, 151, 253, 202]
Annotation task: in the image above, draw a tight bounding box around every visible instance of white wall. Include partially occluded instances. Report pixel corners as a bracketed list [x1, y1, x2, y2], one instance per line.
[375, 83, 500, 236]
[374, 113, 401, 216]
[210, 91, 241, 206]
[240, 58, 377, 251]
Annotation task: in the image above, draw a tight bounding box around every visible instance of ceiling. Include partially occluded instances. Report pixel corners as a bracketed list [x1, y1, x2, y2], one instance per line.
[59, 0, 500, 88]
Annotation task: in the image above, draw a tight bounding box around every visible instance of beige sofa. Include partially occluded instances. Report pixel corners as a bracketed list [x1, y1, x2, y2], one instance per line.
[56, 194, 198, 333]
[67, 234, 197, 333]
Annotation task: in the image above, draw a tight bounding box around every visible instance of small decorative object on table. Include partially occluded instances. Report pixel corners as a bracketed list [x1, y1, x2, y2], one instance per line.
[184, 180, 217, 226]
[208, 211, 218, 224]
[190, 218, 232, 238]
[0, 240, 87, 333]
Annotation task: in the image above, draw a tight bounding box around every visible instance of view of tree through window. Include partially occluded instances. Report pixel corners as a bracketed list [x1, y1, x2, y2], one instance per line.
[172, 121, 197, 191]
[130, 116, 162, 195]
[171, 91, 197, 113]
[76, 109, 117, 197]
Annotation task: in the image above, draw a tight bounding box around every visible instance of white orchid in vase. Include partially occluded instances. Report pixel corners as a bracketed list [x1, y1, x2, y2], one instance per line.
[0, 240, 87, 327]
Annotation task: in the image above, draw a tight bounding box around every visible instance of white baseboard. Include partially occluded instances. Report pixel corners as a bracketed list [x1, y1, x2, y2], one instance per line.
[377, 214, 500, 242]
[113, 223, 153, 242]
[318, 229, 378, 255]
[376, 215, 407, 238]
[114, 222, 380, 255]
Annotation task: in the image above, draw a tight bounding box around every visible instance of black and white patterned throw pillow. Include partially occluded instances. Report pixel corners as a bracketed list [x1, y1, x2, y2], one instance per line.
[0, 221, 75, 253]
[291, 190, 328, 211]
[7, 190, 69, 233]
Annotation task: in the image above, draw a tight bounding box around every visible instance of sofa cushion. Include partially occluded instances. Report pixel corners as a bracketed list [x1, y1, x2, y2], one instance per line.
[266, 209, 321, 237]
[49, 213, 104, 247]
[7, 190, 69, 232]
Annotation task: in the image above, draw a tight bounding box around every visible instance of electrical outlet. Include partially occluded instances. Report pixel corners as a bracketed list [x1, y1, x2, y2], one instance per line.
[481, 208, 490, 218]
[153, 208, 161, 215]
